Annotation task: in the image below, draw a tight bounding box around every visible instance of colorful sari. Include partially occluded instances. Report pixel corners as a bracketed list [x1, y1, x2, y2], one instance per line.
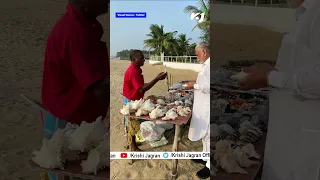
[123, 97, 144, 146]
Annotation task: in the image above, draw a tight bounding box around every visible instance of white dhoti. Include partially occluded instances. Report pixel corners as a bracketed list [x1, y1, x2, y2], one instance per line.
[188, 57, 211, 169]
[262, 90, 320, 180]
[202, 126, 210, 169]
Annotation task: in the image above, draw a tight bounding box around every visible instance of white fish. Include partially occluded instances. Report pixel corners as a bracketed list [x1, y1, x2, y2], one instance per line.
[214, 140, 247, 174]
[141, 99, 155, 112]
[174, 100, 184, 106]
[233, 146, 259, 168]
[162, 108, 178, 120]
[149, 105, 167, 119]
[241, 143, 260, 159]
[131, 99, 144, 110]
[135, 108, 149, 117]
[32, 129, 67, 169]
[32, 126, 79, 170]
[69, 117, 106, 152]
[81, 134, 109, 175]
[120, 103, 131, 115]
[156, 99, 166, 105]
[184, 99, 193, 106]
[176, 106, 191, 117]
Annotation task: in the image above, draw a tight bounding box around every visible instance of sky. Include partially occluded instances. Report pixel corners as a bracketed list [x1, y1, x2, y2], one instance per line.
[110, 0, 202, 56]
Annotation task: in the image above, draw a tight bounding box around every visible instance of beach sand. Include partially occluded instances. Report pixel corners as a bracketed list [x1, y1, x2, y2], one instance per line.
[0, 0, 283, 179]
[211, 23, 284, 68]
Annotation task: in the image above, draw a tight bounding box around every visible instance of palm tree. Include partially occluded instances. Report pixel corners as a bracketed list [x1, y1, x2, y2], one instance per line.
[184, 0, 210, 42]
[143, 24, 179, 56]
[184, 0, 210, 30]
[176, 34, 192, 55]
[185, 43, 197, 56]
[199, 27, 210, 43]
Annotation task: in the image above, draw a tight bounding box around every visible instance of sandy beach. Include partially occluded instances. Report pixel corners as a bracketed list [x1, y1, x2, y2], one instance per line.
[0, 1, 284, 179]
[211, 23, 284, 68]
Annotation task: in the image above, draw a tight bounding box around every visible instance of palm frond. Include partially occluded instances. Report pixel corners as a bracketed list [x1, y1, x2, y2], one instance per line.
[183, 5, 201, 14]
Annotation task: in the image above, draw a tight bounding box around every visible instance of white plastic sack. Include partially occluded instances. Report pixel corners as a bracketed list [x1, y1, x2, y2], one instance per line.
[140, 121, 165, 142]
[156, 121, 174, 130]
[149, 136, 169, 148]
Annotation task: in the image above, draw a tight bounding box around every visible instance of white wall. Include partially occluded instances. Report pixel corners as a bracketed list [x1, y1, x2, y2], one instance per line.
[211, 4, 296, 33]
[149, 60, 202, 72]
[149, 60, 163, 65]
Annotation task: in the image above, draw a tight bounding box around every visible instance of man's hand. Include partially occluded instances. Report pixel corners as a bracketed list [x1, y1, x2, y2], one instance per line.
[185, 81, 196, 90]
[239, 63, 274, 90]
[156, 72, 167, 80]
[140, 72, 167, 94]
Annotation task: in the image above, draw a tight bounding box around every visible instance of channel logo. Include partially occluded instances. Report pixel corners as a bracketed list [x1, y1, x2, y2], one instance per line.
[120, 153, 128, 158]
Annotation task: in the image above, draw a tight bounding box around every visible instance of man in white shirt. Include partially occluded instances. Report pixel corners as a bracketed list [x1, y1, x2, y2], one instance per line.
[185, 42, 210, 179]
[239, 0, 320, 179]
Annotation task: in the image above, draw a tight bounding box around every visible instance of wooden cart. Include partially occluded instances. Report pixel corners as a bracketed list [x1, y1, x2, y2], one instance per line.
[127, 113, 191, 179]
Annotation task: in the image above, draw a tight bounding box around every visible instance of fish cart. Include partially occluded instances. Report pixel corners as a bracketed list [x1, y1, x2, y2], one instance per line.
[210, 67, 270, 179]
[21, 95, 109, 180]
[127, 113, 191, 178]
[120, 81, 194, 179]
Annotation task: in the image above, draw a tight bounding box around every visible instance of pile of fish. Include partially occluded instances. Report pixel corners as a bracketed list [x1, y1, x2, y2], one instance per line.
[120, 92, 193, 120]
[32, 117, 109, 175]
[210, 68, 270, 175]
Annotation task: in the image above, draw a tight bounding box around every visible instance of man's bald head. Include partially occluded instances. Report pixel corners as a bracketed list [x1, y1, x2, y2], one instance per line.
[195, 42, 210, 64]
[130, 50, 145, 67]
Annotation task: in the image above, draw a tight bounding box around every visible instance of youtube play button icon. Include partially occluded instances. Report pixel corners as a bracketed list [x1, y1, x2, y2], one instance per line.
[120, 153, 128, 158]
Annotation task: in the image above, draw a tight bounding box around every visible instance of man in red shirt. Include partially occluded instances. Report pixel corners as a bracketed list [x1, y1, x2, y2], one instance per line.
[122, 50, 167, 151]
[41, 1, 109, 179]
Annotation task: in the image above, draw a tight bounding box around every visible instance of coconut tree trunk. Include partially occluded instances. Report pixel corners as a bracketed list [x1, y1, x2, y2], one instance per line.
[161, 52, 164, 62]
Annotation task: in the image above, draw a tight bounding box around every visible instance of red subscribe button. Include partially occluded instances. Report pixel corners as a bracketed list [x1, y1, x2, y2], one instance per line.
[120, 153, 128, 158]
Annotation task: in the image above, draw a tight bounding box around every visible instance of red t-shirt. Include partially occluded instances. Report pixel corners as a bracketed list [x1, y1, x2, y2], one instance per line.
[41, 4, 109, 124]
[123, 63, 145, 100]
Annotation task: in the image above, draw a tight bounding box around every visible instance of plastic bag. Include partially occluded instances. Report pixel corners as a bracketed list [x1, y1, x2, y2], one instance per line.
[156, 121, 174, 130]
[149, 136, 168, 148]
[140, 121, 165, 142]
